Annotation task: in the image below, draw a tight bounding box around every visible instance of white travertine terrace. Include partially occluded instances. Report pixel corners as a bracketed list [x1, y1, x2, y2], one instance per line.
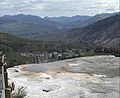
[8, 55, 120, 98]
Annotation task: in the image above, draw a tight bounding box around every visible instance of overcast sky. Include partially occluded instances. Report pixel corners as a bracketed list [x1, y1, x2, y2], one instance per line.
[0, 0, 119, 17]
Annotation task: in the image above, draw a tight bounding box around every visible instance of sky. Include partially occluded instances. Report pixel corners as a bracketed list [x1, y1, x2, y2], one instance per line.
[0, 0, 119, 17]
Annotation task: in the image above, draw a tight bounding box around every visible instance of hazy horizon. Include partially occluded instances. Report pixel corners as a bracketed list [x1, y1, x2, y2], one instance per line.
[1, 12, 119, 18]
[0, 0, 119, 17]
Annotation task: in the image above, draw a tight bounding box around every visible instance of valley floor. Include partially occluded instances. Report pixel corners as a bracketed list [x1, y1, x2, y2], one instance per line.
[8, 55, 120, 98]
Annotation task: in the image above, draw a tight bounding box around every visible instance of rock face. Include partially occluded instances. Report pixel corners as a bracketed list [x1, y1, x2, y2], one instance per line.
[8, 55, 120, 98]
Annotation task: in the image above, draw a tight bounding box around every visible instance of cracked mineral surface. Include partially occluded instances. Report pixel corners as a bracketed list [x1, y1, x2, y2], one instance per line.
[8, 55, 120, 98]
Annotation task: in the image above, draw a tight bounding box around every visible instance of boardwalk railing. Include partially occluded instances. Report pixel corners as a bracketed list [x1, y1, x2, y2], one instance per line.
[1, 54, 12, 98]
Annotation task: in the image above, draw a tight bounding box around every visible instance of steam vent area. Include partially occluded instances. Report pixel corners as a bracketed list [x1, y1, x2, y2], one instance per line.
[8, 55, 120, 98]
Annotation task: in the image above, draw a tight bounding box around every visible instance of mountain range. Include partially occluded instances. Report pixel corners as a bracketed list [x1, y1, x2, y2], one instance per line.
[34, 13, 120, 48]
[44, 15, 91, 28]
[0, 14, 61, 37]
[0, 12, 119, 48]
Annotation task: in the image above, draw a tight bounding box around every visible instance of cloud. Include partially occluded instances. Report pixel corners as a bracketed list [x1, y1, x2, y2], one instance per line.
[0, 0, 119, 16]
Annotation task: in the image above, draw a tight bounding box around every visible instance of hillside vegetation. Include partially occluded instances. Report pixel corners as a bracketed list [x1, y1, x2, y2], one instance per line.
[0, 33, 91, 67]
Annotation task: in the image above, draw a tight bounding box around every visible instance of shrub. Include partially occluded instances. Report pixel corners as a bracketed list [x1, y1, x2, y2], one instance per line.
[12, 87, 27, 98]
